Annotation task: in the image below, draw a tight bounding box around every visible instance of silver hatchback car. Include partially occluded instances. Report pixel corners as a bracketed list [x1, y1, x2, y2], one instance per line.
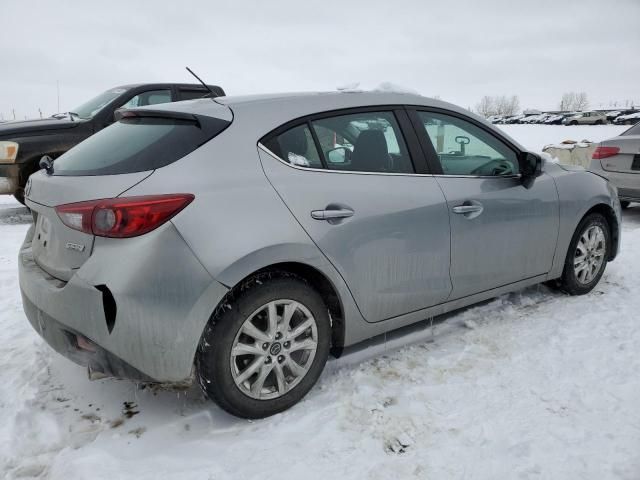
[19, 92, 621, 418]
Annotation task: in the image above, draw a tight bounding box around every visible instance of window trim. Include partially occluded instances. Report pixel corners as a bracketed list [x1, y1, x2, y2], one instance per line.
[406, 106, 525, 179]
[259, 105, 424, 175]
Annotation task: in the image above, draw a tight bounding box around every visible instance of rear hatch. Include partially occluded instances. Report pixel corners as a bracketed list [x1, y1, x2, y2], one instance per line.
[599, 134, 640, 174]
[25, 106, 231, 282]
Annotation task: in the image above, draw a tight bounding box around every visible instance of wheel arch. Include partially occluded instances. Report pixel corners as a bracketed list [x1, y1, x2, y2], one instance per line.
[213, 260, 347, 356]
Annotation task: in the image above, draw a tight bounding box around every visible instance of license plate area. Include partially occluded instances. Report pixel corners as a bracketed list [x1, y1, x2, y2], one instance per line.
[632, 154, 640, 171]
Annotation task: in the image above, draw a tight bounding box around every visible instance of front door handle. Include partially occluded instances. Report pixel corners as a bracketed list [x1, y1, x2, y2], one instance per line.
[311, 208, 354, 220]
[452, 201, 484, 219]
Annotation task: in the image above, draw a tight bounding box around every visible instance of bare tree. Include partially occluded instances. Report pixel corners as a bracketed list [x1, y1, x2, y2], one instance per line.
[476, 95, 520, 117]
[475, 96, 496, 117]
[559, 92, 589, 111]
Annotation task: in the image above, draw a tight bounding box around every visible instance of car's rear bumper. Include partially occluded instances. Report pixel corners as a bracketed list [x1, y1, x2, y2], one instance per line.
[19, 221, 229, 383]
[0, 164, 19, 195]
[589, 160, 640, 201]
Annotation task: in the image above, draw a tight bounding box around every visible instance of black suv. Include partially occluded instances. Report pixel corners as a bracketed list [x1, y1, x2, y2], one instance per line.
[0, 83, 224, 203]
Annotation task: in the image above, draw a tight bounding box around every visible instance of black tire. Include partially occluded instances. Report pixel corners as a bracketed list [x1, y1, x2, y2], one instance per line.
[570, 121, 578, 126]
[196, 273, 331, 419]
[13, 189, 25, 205]
[558, 213, 610, 295]
[620, 201, 630, 209]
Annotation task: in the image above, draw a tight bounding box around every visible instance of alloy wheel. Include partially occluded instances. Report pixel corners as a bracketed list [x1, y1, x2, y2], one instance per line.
[573, 225, 606, 284]
[230, 299, 318, 400]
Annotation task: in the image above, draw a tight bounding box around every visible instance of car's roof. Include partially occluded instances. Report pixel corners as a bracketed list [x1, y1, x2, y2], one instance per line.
[135, 90, 528, 152]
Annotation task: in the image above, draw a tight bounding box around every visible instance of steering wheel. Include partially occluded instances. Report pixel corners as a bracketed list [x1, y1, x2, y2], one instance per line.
[470, 159, 514, 176]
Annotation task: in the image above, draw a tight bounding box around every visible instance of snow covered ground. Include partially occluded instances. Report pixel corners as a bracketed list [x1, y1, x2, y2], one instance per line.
[1, 125, 639, 479]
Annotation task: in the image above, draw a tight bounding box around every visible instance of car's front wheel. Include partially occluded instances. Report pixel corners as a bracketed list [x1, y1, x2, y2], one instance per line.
[558, 213, 610, 295]
[196, 274, 330, 419]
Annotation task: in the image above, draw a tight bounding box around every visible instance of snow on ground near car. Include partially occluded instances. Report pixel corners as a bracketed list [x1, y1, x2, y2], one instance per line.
[1, 127, 640, 479]
[499, 124, 627, 152]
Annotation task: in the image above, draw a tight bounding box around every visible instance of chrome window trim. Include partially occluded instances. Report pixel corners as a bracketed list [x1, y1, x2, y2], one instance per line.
[258, 143, 522, 180]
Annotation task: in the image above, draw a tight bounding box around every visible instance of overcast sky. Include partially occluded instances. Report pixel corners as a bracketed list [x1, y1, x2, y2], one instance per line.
[1, 0, 638, 120]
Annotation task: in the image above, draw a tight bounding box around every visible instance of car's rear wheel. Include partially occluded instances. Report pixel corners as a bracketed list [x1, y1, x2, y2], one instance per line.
[558, 213, 610, 295]
[196, 274, 330, 419]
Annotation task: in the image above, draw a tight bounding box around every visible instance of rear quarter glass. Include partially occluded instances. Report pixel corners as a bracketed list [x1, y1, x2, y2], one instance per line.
[52, 115, 230, 176]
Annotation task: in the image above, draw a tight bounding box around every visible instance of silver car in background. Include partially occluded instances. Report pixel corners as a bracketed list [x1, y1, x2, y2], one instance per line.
[590, 122, 640, 208]
[19, 92, 621, 418]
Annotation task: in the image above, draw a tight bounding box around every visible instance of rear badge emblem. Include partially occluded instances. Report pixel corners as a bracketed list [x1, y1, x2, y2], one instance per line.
[66, 242, 86, 252]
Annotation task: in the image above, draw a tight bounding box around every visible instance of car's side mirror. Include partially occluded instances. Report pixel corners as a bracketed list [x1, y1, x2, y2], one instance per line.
[327, 146, 352, 165]
[521, 152, 542, 177]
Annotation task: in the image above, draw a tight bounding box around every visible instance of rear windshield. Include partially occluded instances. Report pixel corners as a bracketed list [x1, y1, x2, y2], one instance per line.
[53, 115, 230, 176]
[622, 122, 640, 136]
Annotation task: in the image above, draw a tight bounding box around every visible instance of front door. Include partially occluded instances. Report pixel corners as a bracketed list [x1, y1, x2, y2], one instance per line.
[260, 108, 452, 322]
[411, 109, 559, 300]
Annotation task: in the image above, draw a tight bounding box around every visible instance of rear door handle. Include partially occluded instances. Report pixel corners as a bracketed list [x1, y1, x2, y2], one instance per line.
[452, 205, 483, 214]
[452, 201, 484, 219]
[311, 208, 354, 220]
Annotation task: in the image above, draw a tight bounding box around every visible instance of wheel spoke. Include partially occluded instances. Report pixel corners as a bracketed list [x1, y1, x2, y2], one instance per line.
[289, 338, 317, 353]
[267, 302, 278, 338]
[288, 318, 314, 340]
[241, 320, 271, 343]
[235, 356, 264, 385]
[232, 342, 266, 357]
[284, 356, 307, 377]
[273, 363, 287, 394]
[282, 302, 297, 330]
[250, 363, 274, 396]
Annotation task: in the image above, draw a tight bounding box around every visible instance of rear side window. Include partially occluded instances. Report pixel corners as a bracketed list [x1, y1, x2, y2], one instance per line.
[263, 110, 414, 174]
[263, 124, 324, 168]
[53, 115, 229, 176]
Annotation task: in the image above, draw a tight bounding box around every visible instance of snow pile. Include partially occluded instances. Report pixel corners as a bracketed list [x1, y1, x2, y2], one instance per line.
[336, 81, 420, 95]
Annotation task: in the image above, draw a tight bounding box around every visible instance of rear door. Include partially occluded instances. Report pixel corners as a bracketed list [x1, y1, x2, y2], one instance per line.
[409, 108, 559, 300]
[260, 107, 452, 323]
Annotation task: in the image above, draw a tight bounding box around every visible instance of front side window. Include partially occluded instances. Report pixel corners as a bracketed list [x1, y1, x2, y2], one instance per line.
[310, 111, 413, 173]
[417, 111, 519, 176]
[119, 89, 172, 109]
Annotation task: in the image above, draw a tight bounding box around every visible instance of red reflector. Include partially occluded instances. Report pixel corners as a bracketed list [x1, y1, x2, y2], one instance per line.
[55, 194, 194, 238]
[592, 146, 620, 159]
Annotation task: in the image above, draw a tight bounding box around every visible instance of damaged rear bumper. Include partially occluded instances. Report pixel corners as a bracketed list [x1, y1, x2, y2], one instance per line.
[18, 222, 230, 383]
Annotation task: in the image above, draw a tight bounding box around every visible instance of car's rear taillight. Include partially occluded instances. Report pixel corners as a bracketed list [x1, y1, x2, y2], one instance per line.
[592, 146, 620, 159]
[55, 194, 194, 238]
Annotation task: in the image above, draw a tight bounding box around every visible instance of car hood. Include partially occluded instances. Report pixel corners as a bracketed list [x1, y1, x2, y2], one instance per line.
[0, 117, 84, 138]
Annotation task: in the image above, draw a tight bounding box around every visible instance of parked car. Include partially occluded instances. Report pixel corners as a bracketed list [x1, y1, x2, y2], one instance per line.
[562, 111, 608, 125]
[0, 83, 225, 203]
[613, 111, 640, 126]
[521, 113, 550, 124]
[19, 91, 620, 418]
[589, 121, 640, 208]
[486, 114, 505, 124]
[503, 114, 525, 124]
[543, 113, 566, 125]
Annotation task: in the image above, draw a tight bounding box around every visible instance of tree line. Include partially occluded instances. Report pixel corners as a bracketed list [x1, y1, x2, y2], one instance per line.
[474, 92, 593, 117]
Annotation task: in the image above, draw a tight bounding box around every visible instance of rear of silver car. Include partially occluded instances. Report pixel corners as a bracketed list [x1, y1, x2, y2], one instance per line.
[19, 105, 233, 383]
[589, 125, 640, 205]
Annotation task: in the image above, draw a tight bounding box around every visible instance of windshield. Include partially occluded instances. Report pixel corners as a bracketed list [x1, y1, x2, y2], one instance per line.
[71, 88, 129, 119]
[622, 122, 640, 136]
